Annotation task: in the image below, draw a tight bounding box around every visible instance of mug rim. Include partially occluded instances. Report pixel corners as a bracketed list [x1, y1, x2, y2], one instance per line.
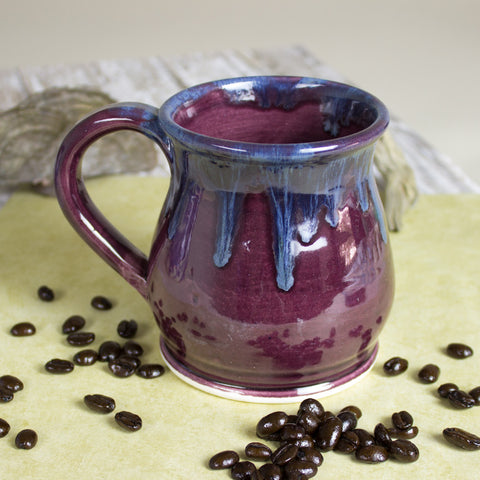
[158, 76, 389, 163]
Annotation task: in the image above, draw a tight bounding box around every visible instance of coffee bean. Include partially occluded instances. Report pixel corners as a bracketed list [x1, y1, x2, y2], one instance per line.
[286, 434, 315, 449]
[136, 364, 165, 379]
[37, 285, 54, 301]
[468, 386, 480, 405]
[45, 358, 74, 374]
[122, 340, 143, 357]
[114, 411, 142, 431]
[297, 398, 324, 418]
[355, 445, 388, 463]
[437, 382, 459, 398]
[391, 411, 413, 430]
[296, 446, 323, 466]
[231, 461, 257, 480]
[388, 439, 419, 462]
[0, 387, 14, 403]
[279, 423, 305, 442]
[374, 423, 392, 448]
[387, 426, 419, 440]
[91, 295, 112, 310]
[84, 394, 116, 414]
[335, 430, 360, 453]
[316, 416, 343, 451]
[117, 319, 138, 338]
[271, 443, 298, 465]
[418, 363, 440, 383]
[296, 411, 320, 435]
[339, 405, 362, 419]
[73, 349, 98, 366]
[284, 459, 318, 479]
[446, 343, 474, 359]
[352, 428, 375, 448]
[258, 463, 282, 480]
[208, 450, 239, 469]
[448, 389, 476, 409]
[0, 374, 24, 392]
[117, 355, 141, 369]
[245, 442, 272, 460]
[0, 418, 10, 437]
[256, 411, 288, 439]
[337, 411, 357, 432]
[67, 331, 95, 346]
[108, 357, 137, 377]
[443, 427, 480, 450]
[10, 322, 36, 336]
[15, 429, 38, 449]
[62, 315, 86, 334]
[98, 341, 122, 362]
[383, 356, 408, 375]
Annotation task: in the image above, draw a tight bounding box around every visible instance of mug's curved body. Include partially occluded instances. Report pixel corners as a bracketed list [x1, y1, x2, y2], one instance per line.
[55, 77, 393, 401]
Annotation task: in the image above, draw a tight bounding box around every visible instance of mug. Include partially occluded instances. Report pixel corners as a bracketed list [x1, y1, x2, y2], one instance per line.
[55, 76, 394, 402]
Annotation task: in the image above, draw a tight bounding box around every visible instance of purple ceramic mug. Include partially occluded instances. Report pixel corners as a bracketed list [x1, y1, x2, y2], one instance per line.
[55, 76, 393, 402]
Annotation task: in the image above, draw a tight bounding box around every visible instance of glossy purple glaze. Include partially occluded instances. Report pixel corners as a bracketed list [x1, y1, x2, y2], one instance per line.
[55, 76, 393, 397]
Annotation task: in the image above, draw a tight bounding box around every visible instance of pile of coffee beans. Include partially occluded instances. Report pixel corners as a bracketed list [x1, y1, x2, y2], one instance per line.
[209, 398, 420, 479]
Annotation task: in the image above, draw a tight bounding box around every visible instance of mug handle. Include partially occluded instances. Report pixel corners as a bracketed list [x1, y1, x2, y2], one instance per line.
[55, 103, 171, 299]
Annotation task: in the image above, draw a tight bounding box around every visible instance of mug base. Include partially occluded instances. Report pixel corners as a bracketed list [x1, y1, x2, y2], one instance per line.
[160, 339, 378, 403]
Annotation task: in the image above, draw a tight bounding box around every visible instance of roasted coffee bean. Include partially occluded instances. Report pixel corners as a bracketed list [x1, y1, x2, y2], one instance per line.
[446, 343, 474, 359]
[256, 411, 289, 438]
[296, 411, 320, 434]
[271, 443, 298, 465]
[437, 382, 459, 398]
[352, 428, 375, 448]
[98, 341, 122, 362]
[387, 426, 419, 440]
[418, 363, 440, 383]
[91, 295, 112, 310]
[383, 356, 408, 375]
[208, 450, 239, 469]
[62, 315, 86, 334]
[279, 423, 305, 442]
[297, 446, 323, 466]
[10, 322, 36, 336]
[286, 434, 315, 449]
[0, 418, 10, 437]
[15, 429, 38, 449]
[0, 374, 24, 392]
[73, 349, 98, 366]
[284, 459, 318, 479]
[258, 463, 282, 480]
[339, 405, 362, 419]
[119, 354, 141, 369]
[448, 389, 476, 409]
[37, 285, 54, 301]
[66, 331, 95, 346]
[443, 427, 480, 450]
[317, 410, 335, 424]
[114, 411, 142, 431]
[136, 363, 165, 379]
[355, 445, 388, 463]
[117, 319, 138, 338]
[337, 411, 357, 432]
[374, 423, 392, 448]
[45, 358, 74, 374]
[84, 394, 116, 414]
[108, 357, 137, 377]
[388, 439, 419, 462]
[468, 386, 480, 405]
[316, 416, 343, 451]
[122, 340, 144, 357]
[245, 442, 272, 460]
[391, 411, 413, 430]
[231, 461, 257, 480]
[297, 398, 324, 418]
[0, 387, 14, 403]
[335, 430, 360, 453]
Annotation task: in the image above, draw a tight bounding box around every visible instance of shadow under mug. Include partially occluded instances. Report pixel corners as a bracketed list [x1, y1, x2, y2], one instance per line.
[55, 76, 394, 402]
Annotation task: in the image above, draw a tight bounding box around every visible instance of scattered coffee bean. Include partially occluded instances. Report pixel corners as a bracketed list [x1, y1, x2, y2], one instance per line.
[387, 426, 419, 440]
[62, 315, 86, 334]
[117, 319, 138, 338]
[258, 463, 282, 480]
[447, 389, 476, 409]
[446, 343, 474, 359]
[136, 363, 165, 379]
[91, 295, 112, 310]
[245, 441, 272, 460]
[339, 405, 362, 419]
[316, 416, 343, 451]
[15, 429, 38, 449]
[352, 428, 376, 448]
[468, 386, 480, 405]
[122, 340, 143, 357]
[337, 411, 358, 432]
[388, 439, 419, 462]
[374, 423, 392, 448]
[391, 411, 413, 430]
[296, 446, 323, 466]
[10, 322, 36, 336]
[296, 411, 320, 435]
[84, 394, 116, 414]
[438, 382, 459, 398]
[256, 411, 288, 438]
[283, 459, 318, 479]
[66, 331, 95, 346]
[115, 411, 142, 431]
[418, 363, 440, 383]
[0, 374, 24, 392]
[279, 423, 305, 442]
[45, 358, 74, 374]
[37, 285, 54, 302]
[0, 418, 10, 437]
[108, 357, 137, 377]
[383, 356, 408, 376]
[297, 398, 324, 417]
[443, 427, 480, 450]
[355, 445, 389, 463]
[208, 450, 239, 469]
[271, 443, 298, 465]
[73, 349, 98, 366]
[98, 341, 122, 362]
[0, 387, 14, 403]
[335, 430, 360, 453]
[231, 461, 257, 480]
